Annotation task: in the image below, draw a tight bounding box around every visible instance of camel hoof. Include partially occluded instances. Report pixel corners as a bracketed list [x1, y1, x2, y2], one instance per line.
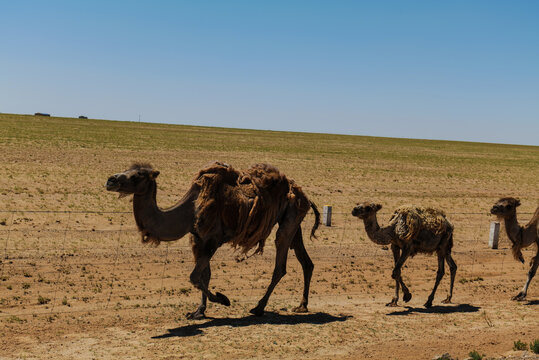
[186, 310, 206, 320]
[385, 298, 398, 307]
[512, 293, 526, 301]
[292, 305, 308, 313]
[249, 306, 265, 316]
[403, 293, 412, 302]
[441, 297, 452, 304]
[424, 301, 433, 308]
[215, 292, 231, 306]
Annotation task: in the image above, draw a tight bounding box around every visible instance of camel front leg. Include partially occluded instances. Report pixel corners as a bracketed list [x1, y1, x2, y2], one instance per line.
[186, 266, 210, 319]
[387, 279, 400, 307]
[290, 227, 314, 313]
[391, 245, 411, 283]
[390, 246, 413, 307]
[387, 244, 413, 306]
[425, 253, 445, 308]
[389, 275, 412, 306]
[189, 248, 230, 309]
[513, 250, 539, 301]
[387, 244, 401, 306]
[399, 278, 412, 302]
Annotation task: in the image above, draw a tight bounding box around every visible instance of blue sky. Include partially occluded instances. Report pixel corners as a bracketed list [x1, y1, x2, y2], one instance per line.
[1, 1, 538, 145]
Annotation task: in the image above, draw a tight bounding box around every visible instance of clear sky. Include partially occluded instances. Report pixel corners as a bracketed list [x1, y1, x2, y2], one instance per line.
[1, 1, 538, 145]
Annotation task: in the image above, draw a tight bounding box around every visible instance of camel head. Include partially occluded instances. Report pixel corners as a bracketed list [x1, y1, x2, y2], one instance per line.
[351, 202, 383, 219]
[106, 163, 160, 198]
[490, 197, 520, 218]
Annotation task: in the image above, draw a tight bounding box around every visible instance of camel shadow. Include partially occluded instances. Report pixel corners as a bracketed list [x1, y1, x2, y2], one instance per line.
[152, 312, 352, 338]
[386, 303, 480, 316]
[524, 299, 539, 306]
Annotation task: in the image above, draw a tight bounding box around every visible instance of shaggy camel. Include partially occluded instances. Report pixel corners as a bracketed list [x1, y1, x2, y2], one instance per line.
[352, 202, 457, 308]
[106, 162, 320, 318]
[490, 197, 539, 301]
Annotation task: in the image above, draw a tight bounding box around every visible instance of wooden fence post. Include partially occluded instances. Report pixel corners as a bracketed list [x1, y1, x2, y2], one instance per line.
[489, 221, 500, 249]
[322, 205, 332, 227]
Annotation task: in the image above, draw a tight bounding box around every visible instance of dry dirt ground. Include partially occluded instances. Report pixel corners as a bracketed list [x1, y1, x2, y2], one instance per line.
[1, 114, 538, 359]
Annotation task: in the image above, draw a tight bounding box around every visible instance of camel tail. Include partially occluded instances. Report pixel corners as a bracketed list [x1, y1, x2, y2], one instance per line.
[309, 201, 321, 240]
[447, 230, 454, 251]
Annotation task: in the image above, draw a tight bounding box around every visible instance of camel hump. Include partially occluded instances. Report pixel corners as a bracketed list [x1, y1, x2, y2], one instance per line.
[390, 206, 452, 242]
[194, 162, 237, 183]
[244, 163, 288, 190]
[193, 162, 301, 254]
[193, 162, 289, 196]
[247, 163, 310, 212]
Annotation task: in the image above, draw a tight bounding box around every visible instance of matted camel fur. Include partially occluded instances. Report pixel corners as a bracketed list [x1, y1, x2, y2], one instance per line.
[390, 206, 453, 245]
[191, 162, 311, 255]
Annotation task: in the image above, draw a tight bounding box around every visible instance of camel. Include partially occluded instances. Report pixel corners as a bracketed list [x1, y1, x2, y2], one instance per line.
[490, 197, 539, 301]
[351, 202, 457, 308]
[106, 162, 320, 318]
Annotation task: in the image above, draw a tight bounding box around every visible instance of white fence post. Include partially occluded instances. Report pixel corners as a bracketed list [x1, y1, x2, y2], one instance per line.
[322, 205, 332, 227]
[489, 221, 500, 249]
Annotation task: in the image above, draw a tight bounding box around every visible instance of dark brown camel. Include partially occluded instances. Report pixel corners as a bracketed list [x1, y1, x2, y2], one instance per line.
[106, 162, 320, 318]
[490, 197, 539, 301]
[352, 202, 457, 308]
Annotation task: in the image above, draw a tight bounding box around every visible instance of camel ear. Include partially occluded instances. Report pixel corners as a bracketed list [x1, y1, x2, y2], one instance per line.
[515, 198, 521, 207]
[151, 170, 160, 179]
[374, 204, 382, 211]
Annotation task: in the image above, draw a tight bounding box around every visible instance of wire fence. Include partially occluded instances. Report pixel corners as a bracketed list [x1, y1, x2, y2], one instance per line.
[0, 209, 535, 319]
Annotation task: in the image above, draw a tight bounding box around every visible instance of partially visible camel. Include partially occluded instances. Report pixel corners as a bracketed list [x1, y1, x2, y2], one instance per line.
[352, 202, 457, 308]
[490, 197, 539, 301]
[106, 162, 320, 318]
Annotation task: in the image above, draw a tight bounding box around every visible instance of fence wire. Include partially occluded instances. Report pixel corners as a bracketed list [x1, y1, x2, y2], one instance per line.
[0, 209, 536, 319]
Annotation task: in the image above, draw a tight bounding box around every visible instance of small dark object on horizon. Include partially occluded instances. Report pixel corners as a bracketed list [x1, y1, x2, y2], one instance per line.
[34, 112, 50, 116]
[79, 116, 88, 119]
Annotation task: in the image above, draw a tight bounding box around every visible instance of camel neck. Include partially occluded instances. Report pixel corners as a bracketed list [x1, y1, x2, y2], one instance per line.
[132, 181, 195, 242]
[502, 213, 522, 245]
[363, 215, 393, 246]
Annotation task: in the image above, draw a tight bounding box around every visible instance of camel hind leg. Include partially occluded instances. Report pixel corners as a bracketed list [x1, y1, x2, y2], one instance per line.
[290, 227, 314, 313]
[442, 252, 457, 304]
[250, 210, 301, 316]
[425, 252, 445, 308]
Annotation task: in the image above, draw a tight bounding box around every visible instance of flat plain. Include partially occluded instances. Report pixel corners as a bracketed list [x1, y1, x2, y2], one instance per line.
[1, 113, 538, 359]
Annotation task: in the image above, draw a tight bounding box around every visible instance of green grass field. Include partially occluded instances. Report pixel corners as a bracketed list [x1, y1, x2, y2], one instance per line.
[1, 112, 537, 215]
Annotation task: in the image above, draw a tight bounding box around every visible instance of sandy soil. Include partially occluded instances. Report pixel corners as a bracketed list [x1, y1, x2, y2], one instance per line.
[1, 211, 538, 360]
